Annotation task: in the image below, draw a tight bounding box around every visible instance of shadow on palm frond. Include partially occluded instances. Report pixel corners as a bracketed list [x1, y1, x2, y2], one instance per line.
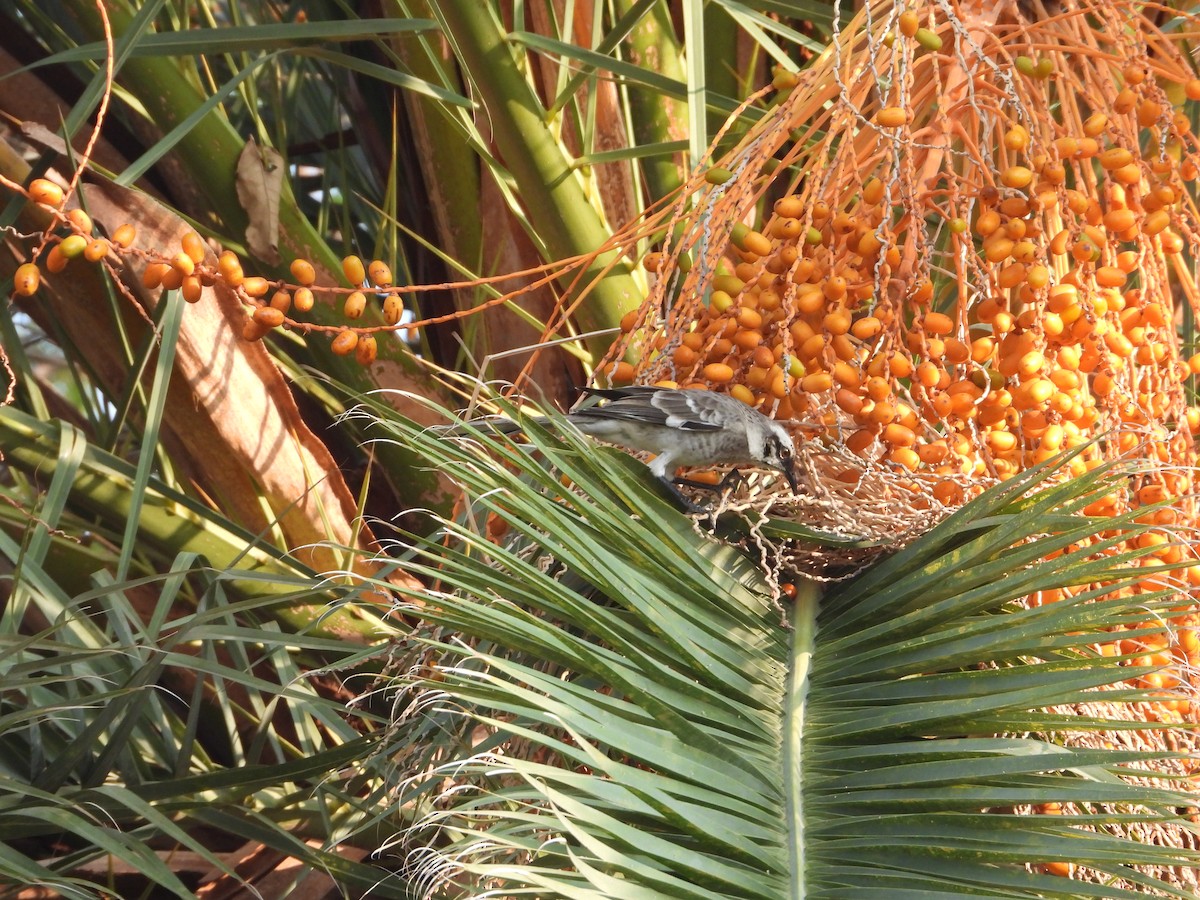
[354, 390, 1200, 899]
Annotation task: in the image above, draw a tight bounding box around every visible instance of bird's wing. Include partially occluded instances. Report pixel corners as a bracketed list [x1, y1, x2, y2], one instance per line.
[575, 387, 725, 432]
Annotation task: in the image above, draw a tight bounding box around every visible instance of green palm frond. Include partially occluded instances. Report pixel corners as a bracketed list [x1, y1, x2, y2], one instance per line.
[358, 395, 1200, 899]
[0, 407, 407, 897]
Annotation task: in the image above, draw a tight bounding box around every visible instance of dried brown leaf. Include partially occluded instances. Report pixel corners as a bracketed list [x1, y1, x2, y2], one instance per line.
[235, 137, 283, 264]
[54, 180, 414, 588]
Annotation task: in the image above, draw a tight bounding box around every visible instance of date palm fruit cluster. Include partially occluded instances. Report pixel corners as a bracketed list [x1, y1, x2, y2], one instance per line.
[10, 176, 400, 367]
[606, 0, 1200, 775]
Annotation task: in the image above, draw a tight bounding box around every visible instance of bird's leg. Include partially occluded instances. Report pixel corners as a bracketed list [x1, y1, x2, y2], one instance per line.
[655, 476, 708, 514]
[675, 468, 748, 495]
[675, 470, 746, 528]
[673, 475, 722, 493]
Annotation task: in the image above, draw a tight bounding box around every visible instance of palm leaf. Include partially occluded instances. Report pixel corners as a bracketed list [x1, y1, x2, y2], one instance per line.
[359, 395, 1200, 899]
[0, 405, 410, 896]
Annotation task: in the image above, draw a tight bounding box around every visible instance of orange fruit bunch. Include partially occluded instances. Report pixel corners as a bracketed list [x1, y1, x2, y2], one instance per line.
[610, 0, 1200, 514]
[9, 175, 400, 368]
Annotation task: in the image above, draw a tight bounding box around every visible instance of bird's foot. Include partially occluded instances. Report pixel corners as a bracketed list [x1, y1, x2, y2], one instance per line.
[656, 476, 710, 515]
[675, 468, 748, 494]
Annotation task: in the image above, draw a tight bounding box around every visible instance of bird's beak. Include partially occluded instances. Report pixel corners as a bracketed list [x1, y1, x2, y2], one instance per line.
[784, 461, 799, 495]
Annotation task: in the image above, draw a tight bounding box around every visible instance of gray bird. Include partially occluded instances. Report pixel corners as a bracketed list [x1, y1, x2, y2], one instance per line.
[450, 386, 799, 502]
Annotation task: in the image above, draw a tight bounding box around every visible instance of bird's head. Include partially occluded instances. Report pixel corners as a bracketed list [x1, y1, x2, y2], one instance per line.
[757, 420, 799, 495]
